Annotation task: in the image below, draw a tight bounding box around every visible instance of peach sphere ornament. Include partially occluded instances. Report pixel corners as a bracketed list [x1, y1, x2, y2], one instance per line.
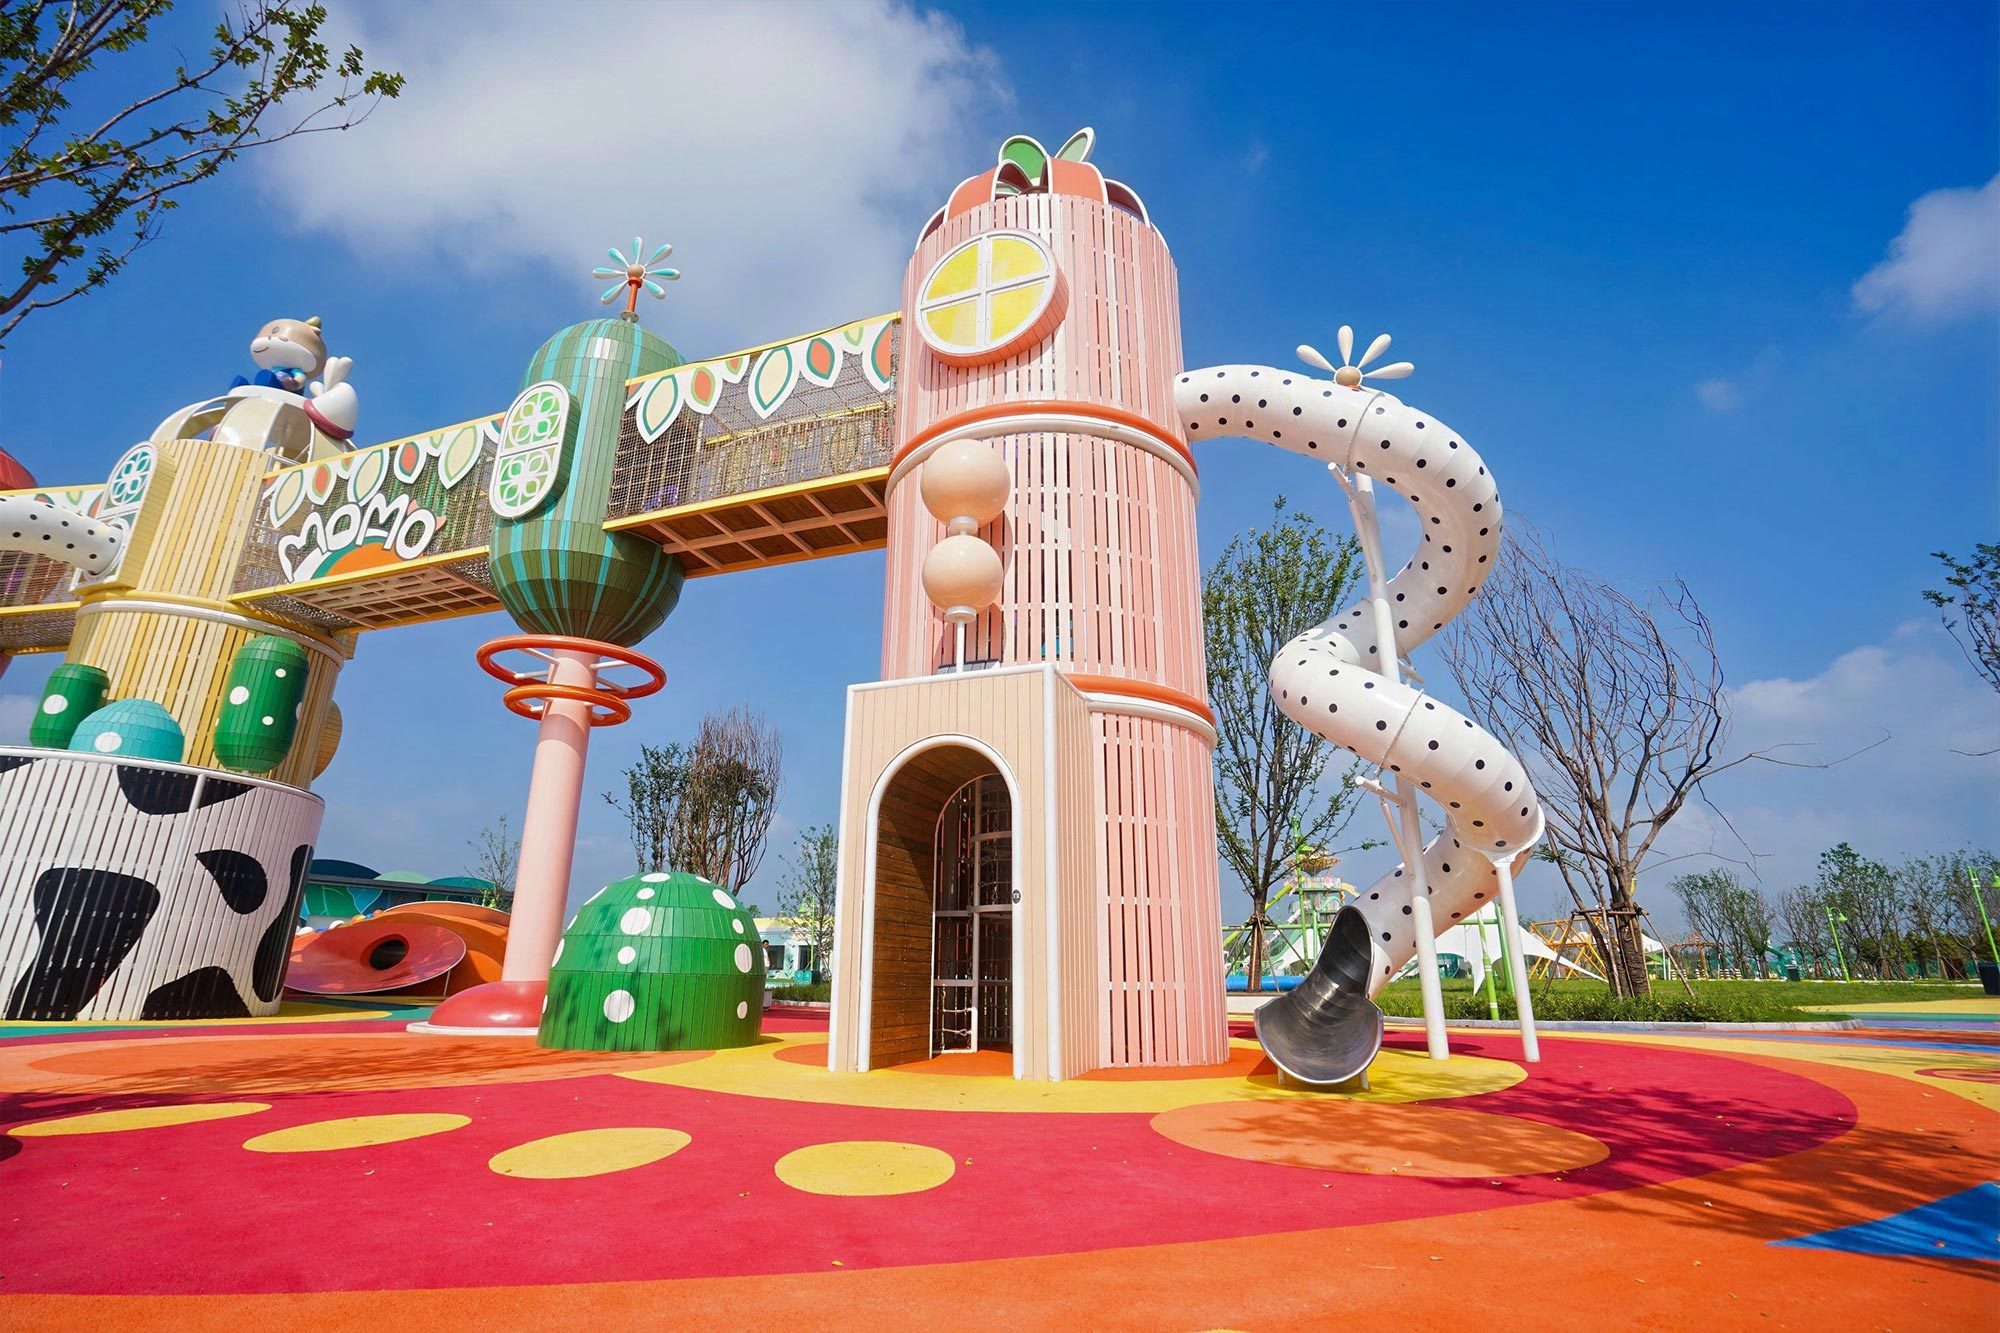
[923, 533, 1004, 625]
[919, 438, 1010, 535]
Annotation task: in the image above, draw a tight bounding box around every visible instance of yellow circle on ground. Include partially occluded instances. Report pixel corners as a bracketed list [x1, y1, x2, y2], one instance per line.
[1150, 1098, 1609, 1178]
[243, 1113, 469, 1153]
[489, 1127, 691, 1180]
[773, 1140, 956, 1197]
[9, 1101, 271, 1137]
[620, 1034, 1523, 1114]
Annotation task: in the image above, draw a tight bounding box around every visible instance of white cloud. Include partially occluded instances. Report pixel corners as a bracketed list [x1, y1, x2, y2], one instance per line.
[1649, 621, 2000, 900]
[1852, 174, 2000, 323]
[1694, 377, 1741, 412]
[259, 1, 1005, 344]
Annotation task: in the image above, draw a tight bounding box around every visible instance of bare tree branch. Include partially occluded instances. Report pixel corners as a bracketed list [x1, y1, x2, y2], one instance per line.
[1440, 523, 1846, 996]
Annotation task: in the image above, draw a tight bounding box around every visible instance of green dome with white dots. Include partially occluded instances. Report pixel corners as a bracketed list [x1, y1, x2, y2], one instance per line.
[538, 871, 765, 1052]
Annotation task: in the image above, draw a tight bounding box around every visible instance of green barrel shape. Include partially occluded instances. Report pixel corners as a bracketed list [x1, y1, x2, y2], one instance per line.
[488, 318, 687, 647]
[539, 871, 765, 1052]
[68, 698, 185, 763]
[212, 635, 309, 773]
[30, 663, 109, 749]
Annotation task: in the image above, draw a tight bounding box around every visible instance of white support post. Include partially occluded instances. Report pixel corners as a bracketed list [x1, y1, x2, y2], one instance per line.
[1334, 463, 1449, 1061]
[1492, 847, 1540, 1063]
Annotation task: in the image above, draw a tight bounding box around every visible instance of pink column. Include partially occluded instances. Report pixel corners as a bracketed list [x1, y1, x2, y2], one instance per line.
[500, 649, 597, 981]
[419, 649, 599, 1034]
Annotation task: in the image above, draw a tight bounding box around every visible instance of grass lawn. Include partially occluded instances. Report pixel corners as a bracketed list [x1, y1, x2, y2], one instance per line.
[1372, 974, 1985, 1023]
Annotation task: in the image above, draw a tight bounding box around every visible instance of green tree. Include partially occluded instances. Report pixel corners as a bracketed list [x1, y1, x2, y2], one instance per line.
[1722, 877, 1775, 978]
[464, 814, 517, 911]
[1924, 543, 1999, 695]
[603, 705, 783, 895]
[1776, 885, 1832, 978]
[1204, 497, 1369, 991]
[1, 1, 404, 341]
[605, 741, 692, 874]
[1669, 868, 1772, 977]
[1815, 843, 1902, 979]
[1670, 869, 1734, 968]
[775, 824, 838, 980]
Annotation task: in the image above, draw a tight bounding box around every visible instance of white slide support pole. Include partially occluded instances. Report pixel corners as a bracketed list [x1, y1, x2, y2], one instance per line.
[1492, 851, 1540, 1063]
[1341, 466, 1448, 1060]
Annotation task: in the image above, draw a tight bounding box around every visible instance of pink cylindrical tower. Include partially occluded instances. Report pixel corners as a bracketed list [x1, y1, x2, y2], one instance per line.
[880, 139, 1226, 1068]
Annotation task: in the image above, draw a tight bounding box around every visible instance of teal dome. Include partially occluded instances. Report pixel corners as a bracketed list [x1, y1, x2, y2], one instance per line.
[68, 698, 185, 764]
[538, 871, 764, 1052]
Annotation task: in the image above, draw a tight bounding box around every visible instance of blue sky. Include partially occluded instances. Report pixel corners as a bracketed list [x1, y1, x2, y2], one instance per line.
[3, 1, 1996, 929]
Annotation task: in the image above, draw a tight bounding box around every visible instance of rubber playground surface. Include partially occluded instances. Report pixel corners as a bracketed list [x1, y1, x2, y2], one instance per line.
[1, 999, 1994, 1329]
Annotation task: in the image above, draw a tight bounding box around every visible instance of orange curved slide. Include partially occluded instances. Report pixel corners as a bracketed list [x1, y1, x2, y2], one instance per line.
[286, 918, 466, 996]
[285, 903, 508, 999]
[370, 901, 509, 996]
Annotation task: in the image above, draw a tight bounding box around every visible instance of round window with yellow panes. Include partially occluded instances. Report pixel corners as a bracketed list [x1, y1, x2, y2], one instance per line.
[915, 230, 1062, 365]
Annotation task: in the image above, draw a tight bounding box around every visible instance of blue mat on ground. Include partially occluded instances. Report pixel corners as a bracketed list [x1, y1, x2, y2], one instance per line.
[1776, 1182, 2000, 1262]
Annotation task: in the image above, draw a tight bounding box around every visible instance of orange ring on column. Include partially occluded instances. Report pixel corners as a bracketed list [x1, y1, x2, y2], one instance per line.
[476, 633, 665, 699]
[500, 682, 632, 727]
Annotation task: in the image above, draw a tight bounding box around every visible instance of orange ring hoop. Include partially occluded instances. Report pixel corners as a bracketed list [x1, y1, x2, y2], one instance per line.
[476, 633, 666, 701]
[500, 682, 632, 727]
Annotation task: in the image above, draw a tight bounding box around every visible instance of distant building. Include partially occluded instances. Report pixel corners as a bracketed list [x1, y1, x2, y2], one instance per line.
[757, 918, 819, 983]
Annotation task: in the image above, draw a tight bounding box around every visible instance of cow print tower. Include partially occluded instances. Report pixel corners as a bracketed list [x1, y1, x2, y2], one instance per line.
[0, 751, 319, 1020]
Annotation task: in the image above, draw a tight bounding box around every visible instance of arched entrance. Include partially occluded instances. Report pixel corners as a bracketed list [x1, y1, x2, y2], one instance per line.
[930, 773, 1012, 1054]
[866, 743, 1015, 1069]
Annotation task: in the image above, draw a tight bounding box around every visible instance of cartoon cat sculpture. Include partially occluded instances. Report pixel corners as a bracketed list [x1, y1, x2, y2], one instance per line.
[229, 315, 359, 440]
[155, 315, 361, 459]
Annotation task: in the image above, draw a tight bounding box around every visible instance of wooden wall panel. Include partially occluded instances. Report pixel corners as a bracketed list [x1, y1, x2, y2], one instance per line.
[868, 746, 997, 1068]
[1092, 713, 1227, 1067]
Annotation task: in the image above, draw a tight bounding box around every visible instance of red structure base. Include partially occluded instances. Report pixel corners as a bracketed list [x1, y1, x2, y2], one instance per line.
[410, 979, 546, 1035]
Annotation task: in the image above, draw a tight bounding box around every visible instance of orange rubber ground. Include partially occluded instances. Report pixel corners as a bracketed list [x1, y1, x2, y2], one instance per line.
[1, 1001, 1993, 1329]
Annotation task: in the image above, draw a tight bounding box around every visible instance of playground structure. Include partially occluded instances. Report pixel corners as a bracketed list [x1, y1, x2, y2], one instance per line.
[1178, 334, 1546, 1084]
[1223, 857, 1356, 982]
[286, 900, 509, 999]
[0, 127, 1546, 1081]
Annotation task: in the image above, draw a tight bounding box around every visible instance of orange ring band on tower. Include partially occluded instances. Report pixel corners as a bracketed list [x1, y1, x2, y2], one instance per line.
[500, 682, 632, 727]
[893, 399, 1194, 470]
[476, 633, 665, 700]
[1064, 673, 1216, 727]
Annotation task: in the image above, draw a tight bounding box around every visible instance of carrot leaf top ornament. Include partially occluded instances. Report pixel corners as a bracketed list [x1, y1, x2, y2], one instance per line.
[927, 127, 1154, 238]
[593, 238, 681, 319]
[1297, 326, 1415, 389]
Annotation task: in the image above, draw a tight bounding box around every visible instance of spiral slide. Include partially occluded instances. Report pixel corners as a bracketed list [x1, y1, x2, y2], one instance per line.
[0, 492, 124, 575]
[1175, 356, 1542, 1084]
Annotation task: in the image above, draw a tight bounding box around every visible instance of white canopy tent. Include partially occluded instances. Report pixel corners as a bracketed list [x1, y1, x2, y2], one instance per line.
[1396, 908, 1604, 991]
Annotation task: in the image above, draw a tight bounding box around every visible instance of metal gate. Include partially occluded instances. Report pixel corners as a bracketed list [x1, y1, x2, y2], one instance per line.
[930, 773, 1011, 1055]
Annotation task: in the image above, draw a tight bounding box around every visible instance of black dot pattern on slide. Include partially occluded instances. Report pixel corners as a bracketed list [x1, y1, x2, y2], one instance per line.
[1184, 366, 1515, 958]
